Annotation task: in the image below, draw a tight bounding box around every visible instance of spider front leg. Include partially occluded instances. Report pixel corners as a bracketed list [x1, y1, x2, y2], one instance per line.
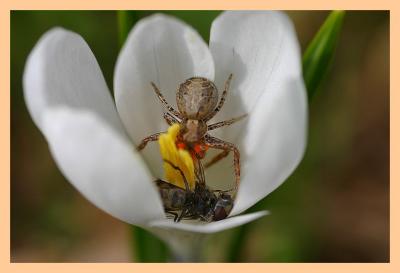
[207, 113, 248, 131]
[137, 132, 164, 151]
[151, 82, 182, 119]
[206, 74, 233, 121]
[163, 112, 180, 126]
[204, 135, 241, 193]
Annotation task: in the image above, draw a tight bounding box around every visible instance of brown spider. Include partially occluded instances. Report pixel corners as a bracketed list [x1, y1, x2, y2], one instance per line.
[137, 74, 246, 192]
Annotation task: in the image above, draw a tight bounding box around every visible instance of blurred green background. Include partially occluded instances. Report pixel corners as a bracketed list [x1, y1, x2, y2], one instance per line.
[11, 11, 389, 262]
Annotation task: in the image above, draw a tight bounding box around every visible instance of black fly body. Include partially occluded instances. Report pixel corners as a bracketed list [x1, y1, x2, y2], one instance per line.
[156, 159, 233, 222]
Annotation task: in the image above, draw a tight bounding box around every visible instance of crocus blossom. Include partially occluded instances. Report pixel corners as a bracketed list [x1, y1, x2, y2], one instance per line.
[23, 11, 307, 240]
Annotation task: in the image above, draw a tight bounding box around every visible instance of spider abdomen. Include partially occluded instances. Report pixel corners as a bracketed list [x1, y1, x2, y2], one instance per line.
[176, 77, 218, 120]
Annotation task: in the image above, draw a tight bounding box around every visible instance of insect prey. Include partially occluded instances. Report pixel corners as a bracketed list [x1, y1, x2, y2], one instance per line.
[156, 159, 233, 222]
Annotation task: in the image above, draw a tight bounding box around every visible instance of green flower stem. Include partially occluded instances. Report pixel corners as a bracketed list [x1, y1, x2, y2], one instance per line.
[226, 223, 250, 262]
[131, 227, 168, 262]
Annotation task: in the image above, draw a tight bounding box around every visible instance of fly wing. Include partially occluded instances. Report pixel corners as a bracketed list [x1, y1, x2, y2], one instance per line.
[155, 179, 186, 190]
[155, 179, 187, 210]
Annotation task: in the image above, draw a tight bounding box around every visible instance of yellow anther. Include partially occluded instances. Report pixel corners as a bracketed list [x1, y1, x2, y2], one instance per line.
[158, 124, 195, 190]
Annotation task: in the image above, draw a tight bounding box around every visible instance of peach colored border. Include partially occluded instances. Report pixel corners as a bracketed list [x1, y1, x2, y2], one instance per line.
[2, 0, 396, 272]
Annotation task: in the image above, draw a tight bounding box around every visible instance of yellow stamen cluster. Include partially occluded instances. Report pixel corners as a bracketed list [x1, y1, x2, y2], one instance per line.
[158, 124, 195, 190]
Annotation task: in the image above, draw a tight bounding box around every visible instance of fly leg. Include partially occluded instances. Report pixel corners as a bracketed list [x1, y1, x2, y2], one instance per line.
[165, 210, 180, 222]
[177, 207, 190, 222]
[163, 159, 190, 192]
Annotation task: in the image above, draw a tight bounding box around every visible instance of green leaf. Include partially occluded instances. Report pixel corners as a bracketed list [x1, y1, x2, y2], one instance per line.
[302, 11, 346, 100]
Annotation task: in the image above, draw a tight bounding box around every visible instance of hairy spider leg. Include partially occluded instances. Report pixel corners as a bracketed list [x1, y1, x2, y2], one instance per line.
[137, 132, 164, 151]
[207, 113, 248, 131]
[204, 150, 230, 169]
[205, 73, 233, 121]
[163, 112, 180, 125]
[204, 135, 240, 194]
[137, 112, 181, 151]
[150, 82, 182, 119]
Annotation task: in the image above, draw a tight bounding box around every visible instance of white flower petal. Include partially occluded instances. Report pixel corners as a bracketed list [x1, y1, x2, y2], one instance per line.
[23, 27, 124, 137]
[42, 107, 165, 224]
[114, 14, 215, 177]
[210, 11, 301, 120]
[233, 80, 307, 215]
[149, 211, 268, 233]
[208, 11, 307, 215]
[23, 27, 165, 224]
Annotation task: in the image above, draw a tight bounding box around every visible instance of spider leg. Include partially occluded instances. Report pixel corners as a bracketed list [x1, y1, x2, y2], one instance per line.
[204, 150, 230, 169]
[193, 157, 206, 186]
[207, 114, 248, 131]
[150, 82, 182, 119]
[163, 112, 180, 126]
[204, 135, 240, 194]
[206, 73, 233, 121]
[138, 113, 180, 151]
[137, 132, 164, 151]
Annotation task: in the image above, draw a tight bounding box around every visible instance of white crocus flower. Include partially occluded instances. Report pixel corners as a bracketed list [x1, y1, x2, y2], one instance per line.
[23, 11, 307, 259]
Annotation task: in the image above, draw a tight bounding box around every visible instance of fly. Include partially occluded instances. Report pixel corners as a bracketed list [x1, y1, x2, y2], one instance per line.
[156, 159, 233, 222]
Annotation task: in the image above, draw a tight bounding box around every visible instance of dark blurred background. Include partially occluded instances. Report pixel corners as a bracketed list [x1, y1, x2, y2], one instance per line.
[11, 11, 389, 262]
